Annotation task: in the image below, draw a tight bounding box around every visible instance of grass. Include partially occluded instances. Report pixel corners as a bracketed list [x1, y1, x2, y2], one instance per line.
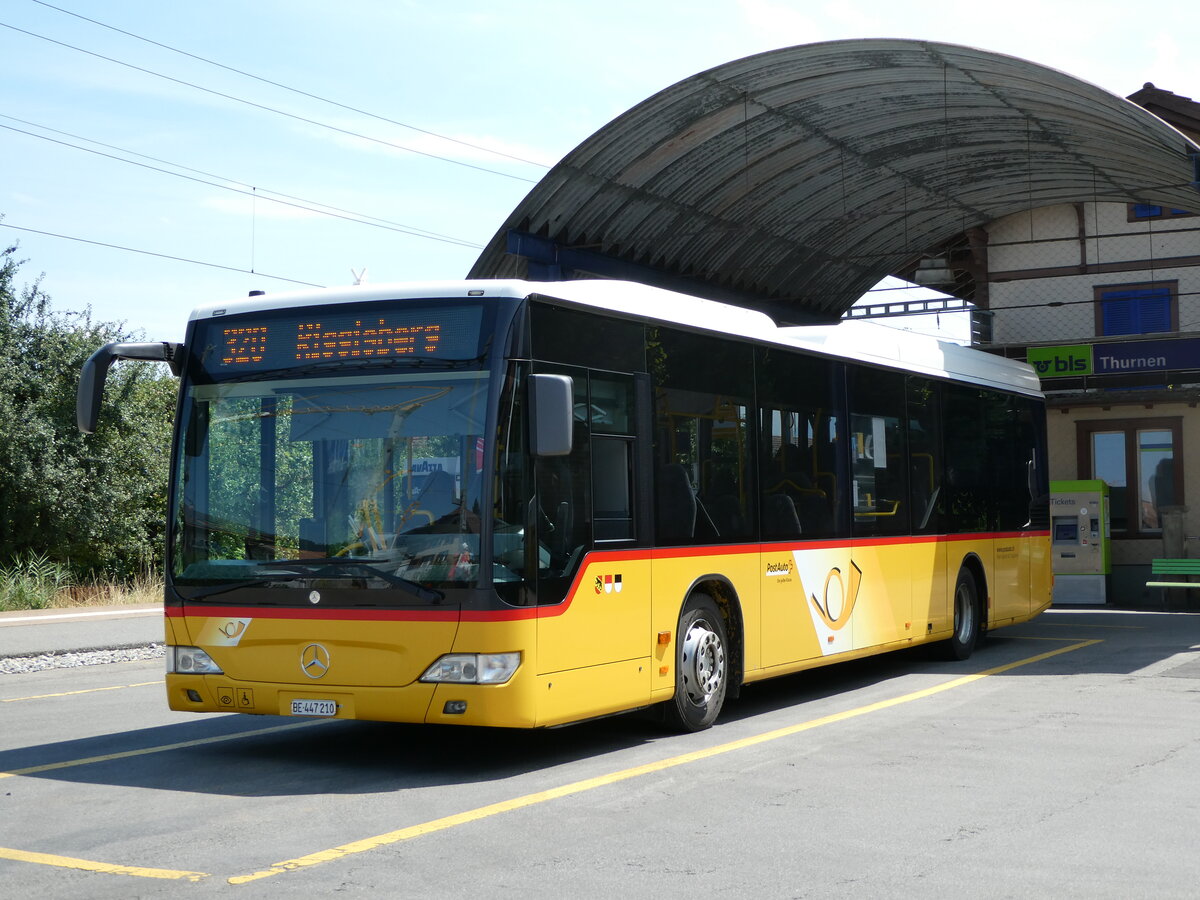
[0, 554, 162, 612]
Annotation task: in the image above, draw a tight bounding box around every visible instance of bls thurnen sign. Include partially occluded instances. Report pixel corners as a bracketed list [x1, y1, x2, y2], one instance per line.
[1027, 339, 1200, 378]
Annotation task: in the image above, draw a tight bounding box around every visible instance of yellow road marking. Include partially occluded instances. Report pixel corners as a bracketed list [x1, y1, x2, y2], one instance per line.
[0, 719, 322, 780]
[2, 681, 161, 703]
[230, 638, 1101, 884]
[1004, 635, 1094, 641]
[0, 846, 206, 881]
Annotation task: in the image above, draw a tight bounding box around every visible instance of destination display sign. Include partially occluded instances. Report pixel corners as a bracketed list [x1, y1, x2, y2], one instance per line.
[191, 301, 486, 376]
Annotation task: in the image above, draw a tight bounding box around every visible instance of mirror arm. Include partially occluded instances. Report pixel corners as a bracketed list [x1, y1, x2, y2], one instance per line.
[77, 341, 184, 434]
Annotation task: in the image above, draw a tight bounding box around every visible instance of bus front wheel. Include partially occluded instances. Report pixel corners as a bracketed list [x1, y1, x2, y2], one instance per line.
[940, 568, 981, 661]
[664, 593, 728, 732]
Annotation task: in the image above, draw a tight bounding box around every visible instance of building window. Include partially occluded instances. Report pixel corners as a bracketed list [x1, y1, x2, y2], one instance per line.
[1094, 282, 1176, 336]
[1127, 204, 1194, 222]
[1076, 418, 1183, 535]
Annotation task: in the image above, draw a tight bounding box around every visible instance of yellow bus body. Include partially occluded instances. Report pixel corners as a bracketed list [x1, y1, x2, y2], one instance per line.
[166, 529, 1050, 728]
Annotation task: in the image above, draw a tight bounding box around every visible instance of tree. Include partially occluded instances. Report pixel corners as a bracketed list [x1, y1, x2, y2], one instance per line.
[0, 242, 177, 577]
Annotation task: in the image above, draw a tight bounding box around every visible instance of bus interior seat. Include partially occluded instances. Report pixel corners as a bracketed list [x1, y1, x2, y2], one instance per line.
[399, 468, 457, 531]
[763, 492, 802, 538]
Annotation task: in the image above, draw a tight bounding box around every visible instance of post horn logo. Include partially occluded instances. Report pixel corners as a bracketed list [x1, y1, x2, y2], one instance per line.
[808, 561, 863, 631]
[300, 643, 331, 679]
[218, 620, 246, 639]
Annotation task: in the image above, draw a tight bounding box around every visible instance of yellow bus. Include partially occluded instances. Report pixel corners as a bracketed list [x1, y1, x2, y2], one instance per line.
[78, 279, 1051, 731]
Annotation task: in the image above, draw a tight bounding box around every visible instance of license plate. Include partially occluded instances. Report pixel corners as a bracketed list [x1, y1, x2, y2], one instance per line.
[290, 698, 337, 717]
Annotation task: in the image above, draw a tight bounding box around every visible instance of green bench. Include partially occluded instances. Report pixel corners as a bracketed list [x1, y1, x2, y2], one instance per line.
[1146, 558, 1200, 589]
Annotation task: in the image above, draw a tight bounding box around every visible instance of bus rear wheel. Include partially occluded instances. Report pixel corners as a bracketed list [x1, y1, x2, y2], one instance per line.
[664, 593, 728, 732]
[939, 568, 980, 660]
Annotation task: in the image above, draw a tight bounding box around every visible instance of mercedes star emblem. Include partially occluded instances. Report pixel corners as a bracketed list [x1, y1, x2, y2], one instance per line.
[300, 643, 331, 679]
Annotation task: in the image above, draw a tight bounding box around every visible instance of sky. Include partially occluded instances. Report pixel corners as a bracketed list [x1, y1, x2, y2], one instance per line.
[3, 0, 1199, 343]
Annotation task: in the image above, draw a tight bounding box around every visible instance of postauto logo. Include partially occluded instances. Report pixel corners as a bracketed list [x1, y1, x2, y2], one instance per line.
[1026, 344, 1093, 378]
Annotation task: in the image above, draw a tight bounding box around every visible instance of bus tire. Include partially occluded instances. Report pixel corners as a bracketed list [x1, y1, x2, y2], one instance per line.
[940, 567, 980, 661]
[664, 593, 728, 732]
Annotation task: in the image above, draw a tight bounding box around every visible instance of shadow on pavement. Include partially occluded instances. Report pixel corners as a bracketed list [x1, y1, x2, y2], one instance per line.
[3, 608, 1197, 798]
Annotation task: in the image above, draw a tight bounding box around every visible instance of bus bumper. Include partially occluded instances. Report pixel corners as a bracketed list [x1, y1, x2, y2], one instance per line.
[165, 669, 542, 728]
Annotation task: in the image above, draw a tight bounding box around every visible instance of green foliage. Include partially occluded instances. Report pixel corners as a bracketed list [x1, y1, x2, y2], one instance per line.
[0, 241, 177, 578]
[0, 552, 72, 611]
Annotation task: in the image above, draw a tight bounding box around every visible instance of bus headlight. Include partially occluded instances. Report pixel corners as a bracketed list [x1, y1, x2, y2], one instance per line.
[166, 646, 224, 675]
[421, 652, 520, 684]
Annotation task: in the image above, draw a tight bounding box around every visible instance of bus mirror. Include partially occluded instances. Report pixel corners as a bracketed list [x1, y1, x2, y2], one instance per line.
[529, 373, 573, 457]
[77, 341, 184, 434]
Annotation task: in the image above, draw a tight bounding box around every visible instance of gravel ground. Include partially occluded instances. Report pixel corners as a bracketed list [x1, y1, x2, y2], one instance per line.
[0, 643, 164, 675]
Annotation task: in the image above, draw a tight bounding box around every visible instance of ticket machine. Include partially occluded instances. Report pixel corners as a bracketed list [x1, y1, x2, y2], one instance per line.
[1050, 479, 1111, 604]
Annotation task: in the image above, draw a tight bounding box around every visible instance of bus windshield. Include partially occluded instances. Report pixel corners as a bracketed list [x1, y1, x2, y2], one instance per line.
[171, 367, 491, 602]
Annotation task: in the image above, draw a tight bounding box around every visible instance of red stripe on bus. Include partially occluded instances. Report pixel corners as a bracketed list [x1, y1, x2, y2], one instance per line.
[167, 531, 1049, 625]
[166, 605, 461, 622]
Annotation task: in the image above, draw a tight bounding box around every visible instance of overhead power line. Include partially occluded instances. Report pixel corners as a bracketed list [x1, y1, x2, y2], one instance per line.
[0, 20, 541, 184]
[0, 115, 484, 249]
[27, 0, 551, 170]
[0, 221, 324, 287]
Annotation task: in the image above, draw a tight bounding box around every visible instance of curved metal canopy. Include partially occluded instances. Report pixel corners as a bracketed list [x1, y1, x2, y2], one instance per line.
[470, 39, 1200, 323]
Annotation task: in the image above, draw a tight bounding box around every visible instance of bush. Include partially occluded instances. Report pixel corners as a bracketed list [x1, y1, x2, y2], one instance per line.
[0, 553, 72, 611]
[0, 240, 177, 581]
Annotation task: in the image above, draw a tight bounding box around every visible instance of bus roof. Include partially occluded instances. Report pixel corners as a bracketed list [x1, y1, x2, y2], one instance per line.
[192, 279, 1041, 398]
[526, 280, 1044, 399]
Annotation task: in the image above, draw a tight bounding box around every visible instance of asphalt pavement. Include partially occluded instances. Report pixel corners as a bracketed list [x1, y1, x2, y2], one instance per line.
[5, 605, 1199, 895]
[0, 605, 161, 658]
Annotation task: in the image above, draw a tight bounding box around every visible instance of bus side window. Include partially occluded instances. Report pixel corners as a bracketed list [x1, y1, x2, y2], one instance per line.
[589, 373, 637, 542]
[656, 462, 697, 543]
[650, 327, 754, 546]
[907, 377, 942, 534]
[848, 368, 909, 536]
[592, 436, 634, 540]
[756, 348, 844, 540]
[943, 384, 990, 532]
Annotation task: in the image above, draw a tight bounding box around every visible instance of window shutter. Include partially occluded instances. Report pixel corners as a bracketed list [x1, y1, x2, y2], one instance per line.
[1139, 291, 1171, 332]
[1101, 297, 1136, 335]
[1100, 287, 1171, 335]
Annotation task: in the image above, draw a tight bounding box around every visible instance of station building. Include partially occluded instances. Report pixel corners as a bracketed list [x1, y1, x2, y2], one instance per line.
[470, 42, 1200, 604]
[954, 85, 1200, 602]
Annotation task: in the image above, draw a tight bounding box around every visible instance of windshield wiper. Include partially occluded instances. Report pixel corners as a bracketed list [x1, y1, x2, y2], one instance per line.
[182, 562, 444, 604]
[260, 558, 443, 603]
[183, 572, 312, 602]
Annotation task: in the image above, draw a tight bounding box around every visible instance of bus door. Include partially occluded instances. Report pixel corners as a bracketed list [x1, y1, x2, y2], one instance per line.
[990, 395, 1045, 621]
[847, 368, 913, 651]
[759, 403, 853, 666]
[755, 348, 850, 666]
[533, 368, 652, 678]
[905, 378, 949, 638]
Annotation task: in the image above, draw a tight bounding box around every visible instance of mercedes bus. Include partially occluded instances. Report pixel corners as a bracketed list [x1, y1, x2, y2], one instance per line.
[78, 279, 1051, 731]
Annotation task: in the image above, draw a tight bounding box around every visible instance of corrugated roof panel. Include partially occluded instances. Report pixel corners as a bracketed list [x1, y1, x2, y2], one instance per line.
[471, 39, 1200, 321]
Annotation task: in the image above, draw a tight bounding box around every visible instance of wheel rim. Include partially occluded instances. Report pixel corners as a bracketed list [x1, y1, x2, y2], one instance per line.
[681, 617, 725, 704]
[955, 581, 975, 644]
